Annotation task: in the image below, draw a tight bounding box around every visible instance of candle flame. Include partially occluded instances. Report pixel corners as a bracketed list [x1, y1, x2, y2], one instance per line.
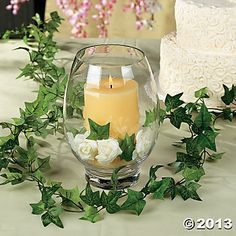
[109, 75, 113, 89]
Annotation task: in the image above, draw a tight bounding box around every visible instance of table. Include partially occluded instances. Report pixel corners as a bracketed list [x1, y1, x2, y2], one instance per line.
[0, 39, 236, 236]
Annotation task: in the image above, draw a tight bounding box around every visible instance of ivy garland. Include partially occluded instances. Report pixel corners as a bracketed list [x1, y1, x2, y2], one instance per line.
[0, 12, 236, 228]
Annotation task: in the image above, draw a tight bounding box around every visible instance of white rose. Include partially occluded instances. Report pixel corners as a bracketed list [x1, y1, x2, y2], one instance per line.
[95, 139, 122, 164]
[135, 127, 155, 157]
[77, 139, 97, 161]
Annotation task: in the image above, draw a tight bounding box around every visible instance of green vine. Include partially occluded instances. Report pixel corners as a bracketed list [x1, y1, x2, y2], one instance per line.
[0, 12, 236, 228]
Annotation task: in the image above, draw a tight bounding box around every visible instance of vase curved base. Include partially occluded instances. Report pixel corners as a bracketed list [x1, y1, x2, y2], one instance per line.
[85, 167, 140, 190]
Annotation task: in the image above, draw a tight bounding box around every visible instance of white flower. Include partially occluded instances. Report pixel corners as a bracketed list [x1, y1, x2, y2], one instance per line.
[95, 139, 122, 164]
[77, 139, 97, 161]
[135, 127, 155, 157]
[67, 131, 97, 160]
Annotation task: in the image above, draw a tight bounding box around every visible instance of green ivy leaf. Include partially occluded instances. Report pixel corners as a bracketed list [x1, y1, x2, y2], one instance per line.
[36, 156, 51, 172]
[152, 177, 175, 200]
[80, 183, 101, 207]
[143, 107, 158, 127]
[111, 166, 125, 191]
[121, 189, 146, 215]
[178, 181, 202, 201]
[119, 133, 135, 161]
[170, 107, 192, 129]
[194, 87, 209, 99]
[58, 186, 81, 209]
[30, 201, 45, 215]
[0, 157, 9, 171]
[165, 93, 184, 112]
[223, 108, 233, 122]
[87, 119, 110, 140]
[182, 166, 205, 182]
[194, 129, 218, 152]
[207, 152, 224, 162]
[194, 103, 212, 129]
[101, 191, 122, 214]
[80, 206, 101, 223]
[41, 207, 64, 228]
[221, 85, 235, 105]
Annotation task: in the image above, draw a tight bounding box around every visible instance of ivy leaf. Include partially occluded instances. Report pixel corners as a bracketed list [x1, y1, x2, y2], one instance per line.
[111, 166, 125, 191]
[0, 157, 9, 171]
[0, 172, 23, 185]
[221, 85, 235, 105]
[101, 191, 122, 214]
[159, 108, 166, 123]
[178, 181, 202, 201]
[58, 186, 81, 209]
[30, 201, 45, 215]
[80, 206, 101, 223]
[121, 189, 146, 215]
[207, 152, 224, 162]
[170, 107, 192, 129]
[87, 119, 110, 140]
[194, 103, 212, 129]
[222, 108, 233, 122]
[119, 133, 135, 161]
[149, 165, 163, 180]
[143, 107, 158, 127]
[194, 129, 218, 152]
[152, 177, 175, 200]
[165, 93, 184, 112]
[80, 183, 101, 207]
[194, 87, 209, 99]
[41, 207, 64, 228]
[36, 156, 51, 172]
[182, 166, 205, 182]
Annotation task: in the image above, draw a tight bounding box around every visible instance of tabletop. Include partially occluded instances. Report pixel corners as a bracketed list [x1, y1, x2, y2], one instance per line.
[0, 39, 235, 236]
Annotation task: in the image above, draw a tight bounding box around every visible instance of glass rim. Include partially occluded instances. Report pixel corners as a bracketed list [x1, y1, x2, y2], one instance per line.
[75, 43, 146, 66]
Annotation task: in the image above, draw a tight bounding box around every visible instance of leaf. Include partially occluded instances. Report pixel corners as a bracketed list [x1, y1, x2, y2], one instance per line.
[30, 201, 45, 215]
[194, 129, 218, 152]
[143, 107, 158, 127]
[178, 182, 202, 201]
[223, 108, 233, 122]
[121, 189, 146, 215]
[170, 107, 192, 129]
[119, 133, 135, 161]
[149, 165, 163, 179]
[87, 119, 110, 140]
[165, 93, 184, 112]
[152, 177, 175, 200]
[111, 166, 126, 190]
[0, 172, 23, 185]
[36, 156, 51, 172]
[159, 108, 166, 123]
[194, 87, 209, 99]
[58, 186, 81, 209]
[80, 206, 101, 223]
[0, 157, 9, 171]
[221, 85, 235, 105]
[80, 183, 101, 207]
[207, 152, 224, 162]
[194, 103, 212, 129]
[101, 191, 122, 214]
[41, 208, 64, 228]
[182, 166, 205, 182]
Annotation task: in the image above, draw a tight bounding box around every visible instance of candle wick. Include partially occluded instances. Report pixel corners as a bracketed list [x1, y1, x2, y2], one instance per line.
[110, 84, 112, 89]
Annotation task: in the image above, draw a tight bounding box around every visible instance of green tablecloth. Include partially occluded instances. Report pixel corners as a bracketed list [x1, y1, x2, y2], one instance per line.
[0, 39, 235, 236]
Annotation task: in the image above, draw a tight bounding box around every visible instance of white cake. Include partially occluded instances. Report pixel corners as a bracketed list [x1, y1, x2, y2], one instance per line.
[159, 0, 236, 108]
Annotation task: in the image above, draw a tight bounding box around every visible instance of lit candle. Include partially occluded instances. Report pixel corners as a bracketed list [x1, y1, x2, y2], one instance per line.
[83, 76, 139, 139]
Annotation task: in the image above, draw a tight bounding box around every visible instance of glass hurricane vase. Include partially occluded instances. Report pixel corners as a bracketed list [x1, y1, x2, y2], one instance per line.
[63, 44, 160, 189]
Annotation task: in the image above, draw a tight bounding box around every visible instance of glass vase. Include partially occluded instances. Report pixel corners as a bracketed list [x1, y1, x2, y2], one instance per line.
[63, 44, 160, 189]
